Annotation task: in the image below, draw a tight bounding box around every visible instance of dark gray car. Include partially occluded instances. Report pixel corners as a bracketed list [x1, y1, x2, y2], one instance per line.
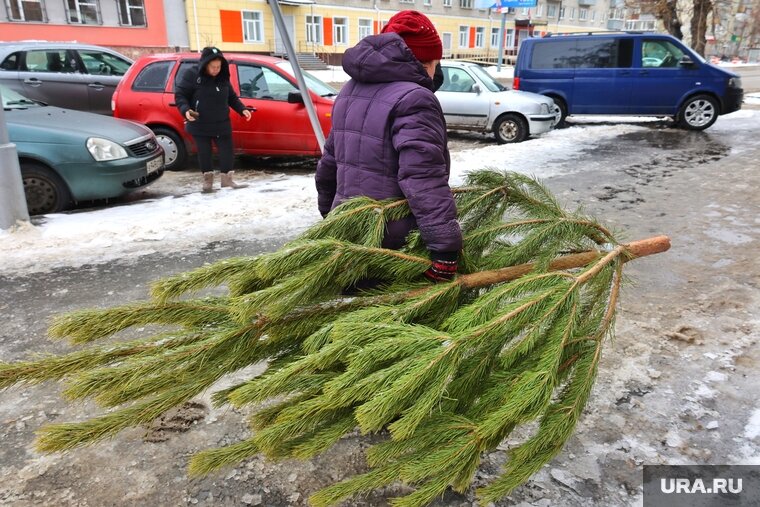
[0, 41, 133, 115]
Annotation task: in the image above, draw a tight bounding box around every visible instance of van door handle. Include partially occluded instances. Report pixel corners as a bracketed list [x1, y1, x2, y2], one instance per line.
[88, 83, 105, 89]
[23, 78, 42, 86]
[639, 70, 649, 75]
[619, 70, 631, 75]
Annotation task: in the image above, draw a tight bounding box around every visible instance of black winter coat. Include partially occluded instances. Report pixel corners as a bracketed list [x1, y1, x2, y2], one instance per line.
[174, 48, 246, 137]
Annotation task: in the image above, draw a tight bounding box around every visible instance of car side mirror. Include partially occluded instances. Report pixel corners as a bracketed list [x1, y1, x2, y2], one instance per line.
[287, 91, 304, 104]
[472, 83, 481, 95]
[679, 55, 695, 67]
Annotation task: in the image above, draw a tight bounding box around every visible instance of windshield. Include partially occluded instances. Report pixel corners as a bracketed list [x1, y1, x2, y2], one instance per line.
[275, 62, 339, 97]
[468, 65, 507, 92]
[1, 85, 42, 109]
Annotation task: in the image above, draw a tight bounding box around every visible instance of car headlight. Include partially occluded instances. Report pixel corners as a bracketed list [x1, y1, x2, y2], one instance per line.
[86, 137, 128, 161]
[728, 77, 742, 89]
[540, 103, 550, 114]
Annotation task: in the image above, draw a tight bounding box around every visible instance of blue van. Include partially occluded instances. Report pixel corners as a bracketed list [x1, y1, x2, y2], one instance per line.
[513, 32, 743, 130]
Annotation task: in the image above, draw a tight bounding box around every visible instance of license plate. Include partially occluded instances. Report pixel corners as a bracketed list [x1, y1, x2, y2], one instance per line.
[147, 155, 163, 174]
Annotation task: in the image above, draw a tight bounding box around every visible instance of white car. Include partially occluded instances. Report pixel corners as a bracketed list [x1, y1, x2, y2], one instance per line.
[436, 61, 559, 143]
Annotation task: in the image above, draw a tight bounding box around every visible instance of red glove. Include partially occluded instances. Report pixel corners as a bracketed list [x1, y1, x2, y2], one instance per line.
[424, 252, 458, 282]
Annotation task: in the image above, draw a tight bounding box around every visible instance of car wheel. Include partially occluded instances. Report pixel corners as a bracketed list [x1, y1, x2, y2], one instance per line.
[21, 162, 72, 215]
[677, 95, 719, 130]
[550, 97, 568, 127]
[152, 127, 187, 170]
[494, 114, 529, 144]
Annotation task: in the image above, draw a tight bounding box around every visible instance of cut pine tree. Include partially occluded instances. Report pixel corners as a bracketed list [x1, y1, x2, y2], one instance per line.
[0, 170, 669, 507]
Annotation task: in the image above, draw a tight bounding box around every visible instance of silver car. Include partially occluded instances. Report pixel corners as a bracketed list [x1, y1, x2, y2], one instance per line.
[0, 41, 133, 115]
[436, 61, 559, 143]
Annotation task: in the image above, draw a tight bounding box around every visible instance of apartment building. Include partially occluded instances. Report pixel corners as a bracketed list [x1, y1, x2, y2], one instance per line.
[184, 0, 614, 65]
[0, 0, 188, 58]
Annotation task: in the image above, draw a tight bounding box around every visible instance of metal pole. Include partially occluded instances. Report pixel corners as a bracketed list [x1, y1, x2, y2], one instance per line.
[497, 11, 507, 71]
[0, 88, 30, 229]
[267, 0, 325, 152]
[192, 0, 201, 51]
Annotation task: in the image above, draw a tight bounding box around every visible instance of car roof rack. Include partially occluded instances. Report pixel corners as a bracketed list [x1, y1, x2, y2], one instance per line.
[541, 30, 657, 38]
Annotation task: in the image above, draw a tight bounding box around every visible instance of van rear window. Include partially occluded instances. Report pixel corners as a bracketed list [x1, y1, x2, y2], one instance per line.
[531, 38, 633, 69]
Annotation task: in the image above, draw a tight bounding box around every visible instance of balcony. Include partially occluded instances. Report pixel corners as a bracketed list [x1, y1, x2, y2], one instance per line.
[578, 0, 596, 5]
[607, 19, 624, 30]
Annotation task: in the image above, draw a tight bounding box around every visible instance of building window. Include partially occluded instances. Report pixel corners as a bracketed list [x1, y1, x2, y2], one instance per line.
[558, 6, 565, 19]
[505, 28, 514, 48]
[475, 26, 484, 48]
[358, 18, 372, 39]
[306, 15, 322, 44]
[333, 17, 348, 45]
[458, 26, 468, 47]
[400, 0, 414, 4]
[443, 0, 452, 6]
[5, 0, 45, 21]
[490, 27, 499, 47]
[547, 3, 556, 17]
[579, 8, 588, 20]
[460, 0, 473, 9]
[423, 0, 431, 5]
[66, 0, 100, 24]
[242, 11, 264, 43]
[117, 0, 144, 26]
[535, 3, 543, 16]
[591, 10, 596, 21]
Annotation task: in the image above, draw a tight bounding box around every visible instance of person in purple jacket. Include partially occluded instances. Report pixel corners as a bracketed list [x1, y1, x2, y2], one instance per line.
[315, 10, 462, 282]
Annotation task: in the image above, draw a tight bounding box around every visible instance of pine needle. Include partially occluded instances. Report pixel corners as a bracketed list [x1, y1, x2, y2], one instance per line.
[0, 169, 670, 507]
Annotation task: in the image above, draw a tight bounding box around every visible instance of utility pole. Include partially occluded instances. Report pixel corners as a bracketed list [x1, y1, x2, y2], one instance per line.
[267, 0, 325, 153]
[0, 87, 30, 229]
[497, 10, 507, 71]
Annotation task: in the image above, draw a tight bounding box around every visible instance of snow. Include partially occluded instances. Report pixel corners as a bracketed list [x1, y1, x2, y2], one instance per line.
[1, 86, 759, 277]
[746, 408, 760, 440]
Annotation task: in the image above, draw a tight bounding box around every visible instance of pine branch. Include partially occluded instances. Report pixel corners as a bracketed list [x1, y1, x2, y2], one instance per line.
[0, 169, 672, 507]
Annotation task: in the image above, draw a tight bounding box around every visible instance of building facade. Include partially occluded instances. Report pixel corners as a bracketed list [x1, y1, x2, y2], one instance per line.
[1, 0, 188, 58]
[183, 0, 615, 64]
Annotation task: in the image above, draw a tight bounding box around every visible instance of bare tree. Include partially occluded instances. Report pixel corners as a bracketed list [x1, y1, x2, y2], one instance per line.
[690, 0, 713, 54]
[657, 0, 685, 39]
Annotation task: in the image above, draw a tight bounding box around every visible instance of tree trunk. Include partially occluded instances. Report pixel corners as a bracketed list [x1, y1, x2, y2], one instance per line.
[656, 0, 684, 40]
[690, 0, 713, 56]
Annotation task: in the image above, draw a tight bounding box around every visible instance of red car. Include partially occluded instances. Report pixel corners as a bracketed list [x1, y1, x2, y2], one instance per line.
[112, 53, 336, 170]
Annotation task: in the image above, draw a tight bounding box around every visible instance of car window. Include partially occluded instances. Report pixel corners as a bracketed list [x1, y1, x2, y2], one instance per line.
[1, 52, 21, 71]
[172, 61, 198, 92]
[24, 50, 78, 73]
[238, 64, 296, 100]
[133, 60, 175, 92]
[78, 50, 132, 76]
[531, 40, 576, 69]
[469, 65, 505, 92]
[439, 67, 476, 93]
[642, 40, 685, 68]
[274, 61, 338, 97]
[574, 38, 631, 68]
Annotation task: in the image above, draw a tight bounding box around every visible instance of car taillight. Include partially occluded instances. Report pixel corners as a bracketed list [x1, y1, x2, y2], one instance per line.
[513, 77, 520, 90]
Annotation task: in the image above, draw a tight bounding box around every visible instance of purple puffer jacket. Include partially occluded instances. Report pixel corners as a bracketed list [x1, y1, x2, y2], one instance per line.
[315, 33, 462, 254]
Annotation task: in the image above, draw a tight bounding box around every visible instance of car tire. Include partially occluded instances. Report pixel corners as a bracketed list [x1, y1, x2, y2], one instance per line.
[21, 162, 72, 215]
[494, 114, 529, 144]
[550, 96, 568, 128]
[677, 94, 719, 131]
[152, 127, 187, 171]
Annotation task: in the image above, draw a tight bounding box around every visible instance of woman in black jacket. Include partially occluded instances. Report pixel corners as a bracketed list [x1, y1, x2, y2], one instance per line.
[175, 46, 252, 192]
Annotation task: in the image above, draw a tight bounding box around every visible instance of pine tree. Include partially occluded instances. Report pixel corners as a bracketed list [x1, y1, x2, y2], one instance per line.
[0, 170, 669, 506]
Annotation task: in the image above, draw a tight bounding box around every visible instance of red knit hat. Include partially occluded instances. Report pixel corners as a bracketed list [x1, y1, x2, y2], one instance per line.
[381, 10, 443, 62]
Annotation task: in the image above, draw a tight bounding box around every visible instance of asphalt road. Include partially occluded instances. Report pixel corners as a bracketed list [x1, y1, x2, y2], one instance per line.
[1, 106, 758, 506]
